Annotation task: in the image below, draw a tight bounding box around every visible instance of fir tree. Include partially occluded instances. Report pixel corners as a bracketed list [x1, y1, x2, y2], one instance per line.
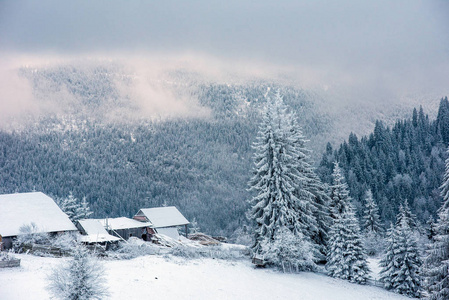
[329, 162, 352, 219]
[423, 147, 449, 300]
[247, 92, 318, 266]
[60, 192, 79, 222]
[326, 205, 370, 284]
[395, 200, 418, 231]
[288, 106, 331, 261]
[326, 164, 369, 283]
[363, 189, 382, 233]
[380, 219, 422, 297]
[48, 244, 109, 300]
[76, 197, 93, 220]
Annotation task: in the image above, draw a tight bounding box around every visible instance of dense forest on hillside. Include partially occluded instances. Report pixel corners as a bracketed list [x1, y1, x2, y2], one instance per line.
[0, 65, 330, 236]
[318, 97, 449, 227]
[2, 64, 447, 237]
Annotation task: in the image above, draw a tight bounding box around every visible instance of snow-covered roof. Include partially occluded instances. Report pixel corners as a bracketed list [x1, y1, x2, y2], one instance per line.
[135, 206, 189, 228]
[0, 192, 77, 237]
[97, 217, 152, 230]
[77, 219, 121, 243]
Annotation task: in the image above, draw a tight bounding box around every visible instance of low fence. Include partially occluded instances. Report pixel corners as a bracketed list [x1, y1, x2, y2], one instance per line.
[0, 259, 20, 268]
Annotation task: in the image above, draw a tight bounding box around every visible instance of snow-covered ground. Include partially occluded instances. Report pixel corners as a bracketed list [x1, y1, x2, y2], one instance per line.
[0, 254, 409, 300]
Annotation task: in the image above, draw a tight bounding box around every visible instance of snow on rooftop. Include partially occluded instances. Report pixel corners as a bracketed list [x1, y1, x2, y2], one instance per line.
[0, 192, 77, 237]
[97, 217, 152, 230]
[77, 219, 121, 243]
[136, 206, 189, 228]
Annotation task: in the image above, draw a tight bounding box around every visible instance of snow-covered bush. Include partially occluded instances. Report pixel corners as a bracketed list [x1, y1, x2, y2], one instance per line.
[13, 222, 50, 251]
[362, 231, 385, 257]
[260, 228, 315, 273]
[230, 226, 253, 247]
[50, 232, 81, 252]
[112, 237, 161, 259]
[48, 244, 109, 300]
[0, 251, 16, 261]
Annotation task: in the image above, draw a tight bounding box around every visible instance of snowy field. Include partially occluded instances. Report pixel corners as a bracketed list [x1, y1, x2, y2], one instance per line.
[0, 254, 409, 300]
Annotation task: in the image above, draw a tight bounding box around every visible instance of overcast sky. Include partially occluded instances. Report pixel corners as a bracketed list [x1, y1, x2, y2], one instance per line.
[1, 0, 448, 100]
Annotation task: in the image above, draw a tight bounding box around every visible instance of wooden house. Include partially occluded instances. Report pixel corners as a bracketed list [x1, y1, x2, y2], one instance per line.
[0, 192, 77, 249]
[133, 206, 189, 240]
[97, 217, 153, 241]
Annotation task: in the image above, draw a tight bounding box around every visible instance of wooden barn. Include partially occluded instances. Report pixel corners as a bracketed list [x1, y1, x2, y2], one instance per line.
[0, 192, 77, 249]
[76, 219, 121, 249]
[133, 206, 189, 240]
[97, 217, 153, 241]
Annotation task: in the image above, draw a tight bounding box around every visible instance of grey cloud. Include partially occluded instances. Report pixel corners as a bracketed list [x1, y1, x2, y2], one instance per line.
[1, 0, 448, 105]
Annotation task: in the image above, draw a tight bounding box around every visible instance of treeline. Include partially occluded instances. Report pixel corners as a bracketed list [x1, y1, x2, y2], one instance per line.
[318, 97, 449, 226]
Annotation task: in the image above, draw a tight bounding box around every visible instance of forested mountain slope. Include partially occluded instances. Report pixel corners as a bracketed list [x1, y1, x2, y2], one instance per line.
[0, 62, 443, 236]
[0, 63, 330, 236]
[318, 97, 449, 226]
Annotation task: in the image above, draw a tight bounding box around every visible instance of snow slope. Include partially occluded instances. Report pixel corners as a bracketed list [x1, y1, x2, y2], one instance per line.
[0, 254, 408, 300]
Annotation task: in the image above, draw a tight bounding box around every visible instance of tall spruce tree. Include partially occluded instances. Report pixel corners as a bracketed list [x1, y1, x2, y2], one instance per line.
[326, 206, 370, 284]
[380, 216, 422, 297]
[363, 189, 382, 233]
[423, 147, 449, 299]
[247, 92, 318, 267]
[329, 162, 352, 220]
[395, 200, 418, 231]
[59, 192, 79, 222]
[76, 197, 93, 220]
[326, 164, 370, 284]
[288, 108, 331, 261]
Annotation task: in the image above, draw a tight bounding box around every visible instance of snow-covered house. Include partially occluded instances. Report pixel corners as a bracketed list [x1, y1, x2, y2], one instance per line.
[76, 219, 121, 247]
[97, 217, 153, 241]
[0, 192, 77, 249]
[133, 206, 189, 240]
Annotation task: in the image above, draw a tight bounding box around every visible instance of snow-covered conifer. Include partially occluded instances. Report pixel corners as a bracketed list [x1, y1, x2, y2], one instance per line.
[395, 199, 418, 231]
[363, 190, 382, 233]
[422, 147, 449, 299]
[76, 197, 93, 220]
[247, 92, 318, 265]
[380, 218, 422, 297]
[59, 192, 79, 222]
[190, 217, 201, 234]
[287, 105, 331, 260]
[329, 162, 352, 219]
[48, 244, 109, 300]
[326, 204, 370, 284]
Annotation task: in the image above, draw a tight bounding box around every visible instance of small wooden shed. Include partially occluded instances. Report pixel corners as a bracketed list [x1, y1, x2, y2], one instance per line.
[133, 206, 189, 240]
[76, 219, 121, 249]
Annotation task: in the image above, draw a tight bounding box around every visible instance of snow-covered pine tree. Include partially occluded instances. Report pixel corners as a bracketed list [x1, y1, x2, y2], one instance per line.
[379, 224, 398, 290]
[328, 162, 352, 220]
[190, 217, 201, 234]
[395, 199, 418, 231]
[363, 190, 382, 233]
[326, 204, 370, 284]
[423, 147, 449, 300]
[286, 104, 330, 261]
[380, 218, 422, 297]
[247, 92, 318, 268]
[48, 244, 109, 300]
[76, 197, 93, 220]
[60, 192, 80, 222]
[362, 189, 384, 256]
